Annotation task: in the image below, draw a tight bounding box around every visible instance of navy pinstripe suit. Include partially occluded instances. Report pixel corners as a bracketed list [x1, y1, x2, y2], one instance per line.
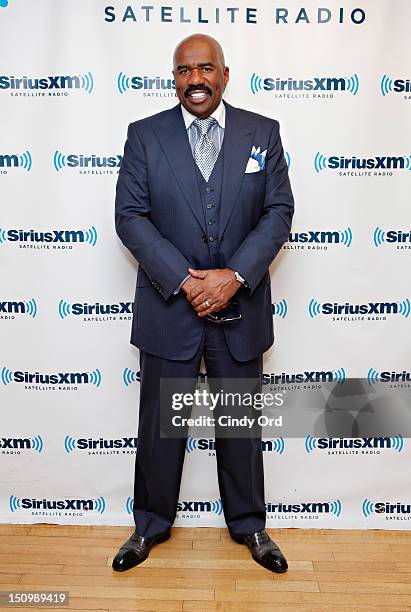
[115, 100, 294, 538]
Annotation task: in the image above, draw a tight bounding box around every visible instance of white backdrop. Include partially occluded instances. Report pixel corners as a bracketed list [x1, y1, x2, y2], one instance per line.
[1, 0, 410, 529]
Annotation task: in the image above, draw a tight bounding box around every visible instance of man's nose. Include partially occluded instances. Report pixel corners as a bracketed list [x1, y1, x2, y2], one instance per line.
[188, 67, 205, 86]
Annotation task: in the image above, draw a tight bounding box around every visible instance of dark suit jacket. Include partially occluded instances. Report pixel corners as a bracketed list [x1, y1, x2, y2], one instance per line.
[115, 101, 294, 361]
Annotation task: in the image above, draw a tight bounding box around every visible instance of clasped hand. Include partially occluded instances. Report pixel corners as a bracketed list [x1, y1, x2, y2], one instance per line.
[182, 267, 241, 317]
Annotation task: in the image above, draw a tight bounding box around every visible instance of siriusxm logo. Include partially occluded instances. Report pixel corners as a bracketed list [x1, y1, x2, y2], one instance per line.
[59, 300, 132, 319]
[284, 152, 291, 168]
[305, 435, 404, 453]
[251, 73, 359, 96]
[177, 499, 223, 515]
[186, 436, 214, 453]
[381, 75, 411, 97]
[0, 298, 37, 318]
[263, 368, 346, 385]
[125, 496, 223, 516]
[314, 152, 411, 174]
[0, 73, 94, 95]
[123, 368, 141, 386]
[373, 227, 411, 248]
[362, 499, 411, 517]
[1, 435, 43, 452]
[0, 150, 32, 171]
[185, 436, 285, 454]
[308, 298, 411, 319]
[266, 500, 342, 516]
[1, 367, 102, 387]
[368, 368, 411, 385]
[64, 435, 137, 453]
[53, 150, 122, 172]
[125, 496, 134, 514]
[117, 72, 175, 96]
[0, 227, 98, 247]
[272, 299, 287, 319]
[9, 495, 106, 513]
[261, 437, 285, 454]
[287, 228, 352, 247]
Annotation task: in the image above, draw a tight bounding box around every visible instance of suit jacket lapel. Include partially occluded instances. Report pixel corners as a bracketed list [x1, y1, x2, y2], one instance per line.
[152, 102, 256, 239]
[218, 102, 255, 240]
[152, 105, 206, 233]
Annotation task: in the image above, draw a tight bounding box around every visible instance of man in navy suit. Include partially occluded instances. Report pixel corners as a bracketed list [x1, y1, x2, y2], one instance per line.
[112, 34, 294, 573]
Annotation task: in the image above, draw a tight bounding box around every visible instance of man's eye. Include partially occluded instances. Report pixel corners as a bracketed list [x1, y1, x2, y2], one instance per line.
[180, 69, 189, 75]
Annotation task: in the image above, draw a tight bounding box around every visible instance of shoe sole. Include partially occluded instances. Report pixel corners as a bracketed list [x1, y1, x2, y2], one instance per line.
[112, 531, 171, 572]
[230, 533, 288, 573]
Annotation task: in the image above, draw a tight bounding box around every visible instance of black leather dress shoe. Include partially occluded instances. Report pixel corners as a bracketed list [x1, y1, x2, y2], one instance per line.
[112, 530, 170, 572]
[230, 529, 288, 573]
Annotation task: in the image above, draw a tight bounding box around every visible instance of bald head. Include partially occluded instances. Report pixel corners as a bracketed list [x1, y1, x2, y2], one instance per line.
[172, 34, 229, 118]
[173, 34, 225, 69]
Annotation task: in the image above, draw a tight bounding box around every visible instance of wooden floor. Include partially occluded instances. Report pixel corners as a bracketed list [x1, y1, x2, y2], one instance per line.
[1, 525, 411, 611]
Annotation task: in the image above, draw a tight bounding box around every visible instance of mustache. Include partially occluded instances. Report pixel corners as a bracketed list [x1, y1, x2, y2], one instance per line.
[184, 85, 212, 97]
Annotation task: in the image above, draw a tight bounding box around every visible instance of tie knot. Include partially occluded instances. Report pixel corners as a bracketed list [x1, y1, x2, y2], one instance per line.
[193, 117, 216, 136]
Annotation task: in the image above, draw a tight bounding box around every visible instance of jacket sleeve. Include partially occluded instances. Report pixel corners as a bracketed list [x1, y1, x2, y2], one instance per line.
[115, 121, 192, 301]
[226, 120, 294, 293]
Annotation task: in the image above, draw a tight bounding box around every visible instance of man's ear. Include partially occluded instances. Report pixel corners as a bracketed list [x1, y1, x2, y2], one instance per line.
[224, 66, 230, 87]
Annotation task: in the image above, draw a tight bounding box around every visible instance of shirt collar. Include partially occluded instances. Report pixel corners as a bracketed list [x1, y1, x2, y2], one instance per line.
[181, 99, 226, 130]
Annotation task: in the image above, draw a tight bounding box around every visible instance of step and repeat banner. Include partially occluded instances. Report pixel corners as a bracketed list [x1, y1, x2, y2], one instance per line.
[1, 1, 410, 529]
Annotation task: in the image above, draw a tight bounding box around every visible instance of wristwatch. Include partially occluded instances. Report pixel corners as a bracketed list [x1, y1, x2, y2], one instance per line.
[234, 270, 246, 285]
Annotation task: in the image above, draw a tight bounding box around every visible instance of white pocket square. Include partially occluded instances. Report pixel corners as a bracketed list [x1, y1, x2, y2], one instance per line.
[245, 146, 267, 173]
[245, 157, 261, 173]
